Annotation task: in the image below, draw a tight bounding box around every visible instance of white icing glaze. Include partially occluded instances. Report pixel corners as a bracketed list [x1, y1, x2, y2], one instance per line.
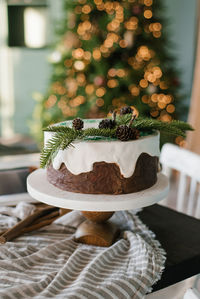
[44, 119, 160, 178]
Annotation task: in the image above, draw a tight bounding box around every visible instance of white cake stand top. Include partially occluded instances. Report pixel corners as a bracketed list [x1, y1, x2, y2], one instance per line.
[27, 169, 169, 212]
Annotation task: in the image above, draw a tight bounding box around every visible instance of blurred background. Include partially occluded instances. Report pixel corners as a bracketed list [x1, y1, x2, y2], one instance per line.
[0, 0, 198, 154]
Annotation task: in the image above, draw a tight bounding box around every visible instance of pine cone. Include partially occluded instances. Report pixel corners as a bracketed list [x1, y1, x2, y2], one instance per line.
[116, 125, 140, 141]
[72, 118, 84, 130]
[130, 128, 140, 140]
[120, 106, 133, 115]
[99, 119, 116, 129]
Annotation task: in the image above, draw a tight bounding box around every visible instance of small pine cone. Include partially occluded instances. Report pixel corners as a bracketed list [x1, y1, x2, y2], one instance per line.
[120, 106, 133, 115]
[129, 128, 140, 140]
[116, 125, 132, 141]
[99, 119, 116, 129]
[72, 118, 84, 130]
[116, 125, 140, 141]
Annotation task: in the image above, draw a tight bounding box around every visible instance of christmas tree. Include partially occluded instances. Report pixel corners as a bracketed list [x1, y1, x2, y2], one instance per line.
[31, 0, 182, 143]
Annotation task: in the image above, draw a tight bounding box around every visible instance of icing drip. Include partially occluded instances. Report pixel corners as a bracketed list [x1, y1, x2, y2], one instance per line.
[44, 120, 160, 178]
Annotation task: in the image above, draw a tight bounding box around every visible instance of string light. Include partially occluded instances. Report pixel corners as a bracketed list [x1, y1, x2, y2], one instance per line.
[96, 87, 106, 97]
[74, 60, 85, 71]
[150, 110, 159, 117]
[137, 46, 151, 60]
[65, 78, 78, 96]
[160, 81, 168, 89]
[72, 48, 84, 59]
[125, 17, 138, 30]
[104, 39, 113, 48]
[52, 82, 67, 95]
[96, 3, 104, 10]
[84, 51, 92, 60]
[70, 95, 85, 107]
[107, 79, 118, 88]
[93, 49, 101, 60]
[151, 93, 158, 102]
[144, 9, 152, 19]
[82, 4, 92, 14]
[76, 73, 86, 85]
[100, 45, 109, 53]
[108, 68, 116, 77]
[130, 85, 140, 96]
[94, 0, 102, 5]
[142, 95, 149, 103]
[139, 79, 148, 88]
[153, 32, 161, 38]
[85, 84, 94, 94]
[96, 98, 104, 107]
[117, 69, 126, 77]
[45, 95, 57, 108]
[166, 104, 175, 113]
[144, 0, 153, 6]
[119, 40, 128, 48]
[160, 112, 172, 122]
[158, 101, 166, 109]
[175, 136, 186, 147]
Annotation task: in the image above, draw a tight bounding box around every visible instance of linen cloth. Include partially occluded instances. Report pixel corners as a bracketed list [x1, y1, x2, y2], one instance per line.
[0, 202, 166, 299]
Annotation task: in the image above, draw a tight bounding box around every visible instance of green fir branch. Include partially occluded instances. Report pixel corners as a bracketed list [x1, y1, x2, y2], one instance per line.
[116, 114, 193, 137]
[132, 118, 193, 137]
[82, 128, 116, 138]
[40, 132, 77, 168]
[40, 116, 193, 168]
[170, 120, 194, 131]
[116, 114, 132, 125]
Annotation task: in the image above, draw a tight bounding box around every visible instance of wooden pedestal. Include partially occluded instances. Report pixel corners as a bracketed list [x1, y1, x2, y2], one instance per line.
[75, 211, 119, 247]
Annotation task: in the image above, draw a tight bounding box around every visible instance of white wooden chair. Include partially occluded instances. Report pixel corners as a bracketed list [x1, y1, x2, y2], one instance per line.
[160, 143, 200, 218]
[158, 143, 200, 298]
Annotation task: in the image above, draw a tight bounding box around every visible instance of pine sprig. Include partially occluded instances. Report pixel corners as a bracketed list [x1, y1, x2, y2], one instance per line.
[40, 132, 77, 168]
[131, 118, 193, 137]
[82, 128, 116, 138]
[40, 116, 193, 168]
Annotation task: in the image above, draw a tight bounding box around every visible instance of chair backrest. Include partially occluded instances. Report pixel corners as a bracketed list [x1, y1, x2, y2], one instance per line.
[160, 143, 200, 218]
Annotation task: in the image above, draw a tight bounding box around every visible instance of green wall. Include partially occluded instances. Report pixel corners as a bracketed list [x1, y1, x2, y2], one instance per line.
[165, 0, 197, 108]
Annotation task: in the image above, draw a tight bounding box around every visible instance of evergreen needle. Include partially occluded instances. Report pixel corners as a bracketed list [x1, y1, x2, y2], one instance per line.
[40, 116, 193, 168]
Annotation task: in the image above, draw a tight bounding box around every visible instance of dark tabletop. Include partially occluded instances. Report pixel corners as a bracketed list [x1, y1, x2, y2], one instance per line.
[139, 204, 200, 291]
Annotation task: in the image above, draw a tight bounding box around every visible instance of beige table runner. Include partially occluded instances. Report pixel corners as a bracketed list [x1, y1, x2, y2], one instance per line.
[0, 202, 165, 299]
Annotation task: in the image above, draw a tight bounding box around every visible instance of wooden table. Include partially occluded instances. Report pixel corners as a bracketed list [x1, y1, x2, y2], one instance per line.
[139, 204, 200, 291]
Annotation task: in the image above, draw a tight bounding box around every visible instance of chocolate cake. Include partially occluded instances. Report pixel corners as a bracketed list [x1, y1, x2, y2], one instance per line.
[44, 118, 160, 194]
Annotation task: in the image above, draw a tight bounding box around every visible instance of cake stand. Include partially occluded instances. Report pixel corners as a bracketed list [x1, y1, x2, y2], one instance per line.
[27, 169, 169, 247]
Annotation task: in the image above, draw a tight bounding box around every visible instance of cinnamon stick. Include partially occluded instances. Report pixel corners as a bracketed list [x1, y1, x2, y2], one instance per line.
[21, 216, 59, 233]
[21, 209, 71, 234]
[0, 206, 58, 244]
[32, 208, 71, 225]
[0, 208, 71, 244]
[34, 210, 59, 224]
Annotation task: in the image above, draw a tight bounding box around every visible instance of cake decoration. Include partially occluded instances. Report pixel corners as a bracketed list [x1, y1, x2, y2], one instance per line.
[116, 125, 139, 141]
[40, 106, 193, 194]
[40, 106, 193, 169]
[120, 106, 133, 115]
[72, 118, 84, 130]
[116, 114, 139, 141]
[98, 111, 116, 129]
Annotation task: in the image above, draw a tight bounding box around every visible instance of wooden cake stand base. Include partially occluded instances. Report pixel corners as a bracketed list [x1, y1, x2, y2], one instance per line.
[75, 213, 118, 247]
[27, 169, 169, 247]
